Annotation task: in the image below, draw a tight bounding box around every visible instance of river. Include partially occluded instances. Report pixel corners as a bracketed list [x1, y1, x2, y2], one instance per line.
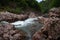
[1, 17, 43, 40]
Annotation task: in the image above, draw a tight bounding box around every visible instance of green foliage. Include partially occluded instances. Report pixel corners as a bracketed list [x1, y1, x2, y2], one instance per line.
[39, 0, 60, 13]
[4, 6, 22, 14]
[39, 1, 47, 13]
[39, 1, 49, 13]
[49, 0, 60, 8]
[0, 0, 60, 14]
[0, 0, 41, 14]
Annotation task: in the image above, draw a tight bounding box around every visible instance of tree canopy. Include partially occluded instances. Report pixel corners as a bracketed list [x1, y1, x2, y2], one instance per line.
[39, 0, 60, 13]
[0, 0, 60, 13]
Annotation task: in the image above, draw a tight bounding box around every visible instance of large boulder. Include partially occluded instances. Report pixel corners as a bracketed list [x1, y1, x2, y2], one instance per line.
[0, 23, 28, 40]
[0, 11, 28, 22]
[32, 7, 60, 40]
[49, 7, 60, 17]
[33, 17, 60, 40]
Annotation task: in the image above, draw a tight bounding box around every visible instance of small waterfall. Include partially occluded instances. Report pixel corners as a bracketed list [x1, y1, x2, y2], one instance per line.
[11, 17, 43, 40]
[1, 17, 43, 40]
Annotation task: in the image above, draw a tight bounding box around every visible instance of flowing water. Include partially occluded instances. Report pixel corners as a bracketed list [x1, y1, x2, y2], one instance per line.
[1, 17, 43, 40]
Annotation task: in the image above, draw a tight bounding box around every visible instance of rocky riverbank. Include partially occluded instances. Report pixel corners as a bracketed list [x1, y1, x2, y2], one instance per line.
[0, 11, 41, 40]
[32, 7, 60, 40]
[0, 7, 60, 40]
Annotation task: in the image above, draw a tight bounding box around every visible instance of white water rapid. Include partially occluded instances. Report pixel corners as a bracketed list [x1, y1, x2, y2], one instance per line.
[1, 17, 43, 40]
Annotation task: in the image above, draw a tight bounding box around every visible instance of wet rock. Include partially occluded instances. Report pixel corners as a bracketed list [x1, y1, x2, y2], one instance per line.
[33, 18, 60, 40]
[0, 23, 27, 40]
[29, 12, 37, 18]
[32, 7, 60, 40]
[0, 11, 28, 22]
[49, 7, 60, 17]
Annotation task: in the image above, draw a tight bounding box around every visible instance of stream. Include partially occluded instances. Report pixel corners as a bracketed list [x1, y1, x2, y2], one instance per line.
[1, 17, 43, 40]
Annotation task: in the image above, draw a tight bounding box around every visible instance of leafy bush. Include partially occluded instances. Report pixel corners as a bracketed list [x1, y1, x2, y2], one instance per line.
[39, 0, 60, 13]
[4, 6, 22, 14]
[0, 0, 41, 14]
